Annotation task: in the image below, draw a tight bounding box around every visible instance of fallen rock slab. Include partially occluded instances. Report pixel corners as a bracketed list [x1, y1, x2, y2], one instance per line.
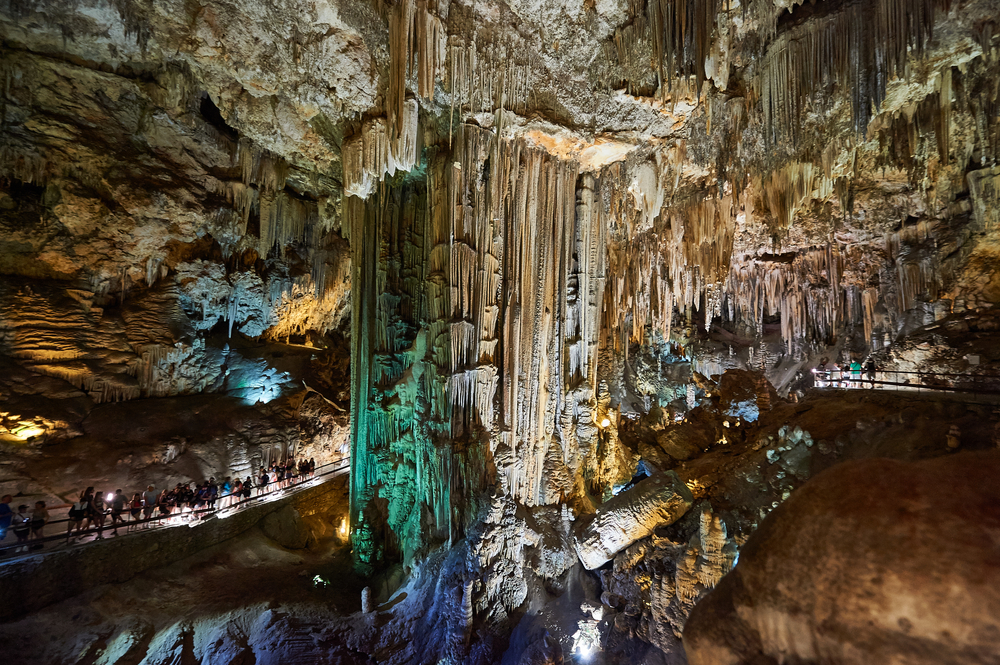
[574, 471, 694, 570]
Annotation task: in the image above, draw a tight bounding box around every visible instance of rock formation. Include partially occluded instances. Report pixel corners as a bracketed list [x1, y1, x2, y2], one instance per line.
[2, 0, 1000, 662]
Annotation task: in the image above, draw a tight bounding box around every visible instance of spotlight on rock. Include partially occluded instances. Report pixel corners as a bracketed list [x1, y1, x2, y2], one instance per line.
[12, 425, 45, 440]
[600, 417, 611, 428]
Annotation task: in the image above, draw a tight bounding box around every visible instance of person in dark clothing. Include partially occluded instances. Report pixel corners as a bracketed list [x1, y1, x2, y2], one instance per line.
[0, 494, 12, 542]
[29, 501, 48, 549]
[90, 490, 107, 539]
[865, 358, 877, 388]
[67, 490, 91, 542]
[110, 490, 126, 533]
[12, 505, 30, 552]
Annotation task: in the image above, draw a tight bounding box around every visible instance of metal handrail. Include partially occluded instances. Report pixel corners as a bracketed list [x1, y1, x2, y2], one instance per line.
[812, 368, 1000, 402]
[0, 458, 350, 558]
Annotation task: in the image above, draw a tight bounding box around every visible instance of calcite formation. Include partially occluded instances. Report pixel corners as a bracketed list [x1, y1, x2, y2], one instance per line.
[574, 471, 694, 570]
[3, 0, 1000, 660]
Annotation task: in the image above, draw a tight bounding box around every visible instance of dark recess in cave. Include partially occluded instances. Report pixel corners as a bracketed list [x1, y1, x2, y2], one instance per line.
[199, 92, 239, 140]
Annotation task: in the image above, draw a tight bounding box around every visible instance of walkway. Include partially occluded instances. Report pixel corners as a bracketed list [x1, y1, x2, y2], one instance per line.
[813, 368, 1000, 403]
[0, 458, 350, 561]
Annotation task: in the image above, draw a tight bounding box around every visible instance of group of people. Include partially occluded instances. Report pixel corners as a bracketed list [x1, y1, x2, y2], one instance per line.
[255, 457, 317, 496]
[0, 457, 321, 554]
[0, 494, 49, 553]
[814, 357, 877, 388]
[62, 457, 318, 541]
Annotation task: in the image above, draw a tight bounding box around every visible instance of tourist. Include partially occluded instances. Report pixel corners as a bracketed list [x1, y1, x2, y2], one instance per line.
[814, 358, 829, 388]
[129, 493, 143, 529]
[230, 479, 242, 508]
[12, 505, 31, 552]
[67, 490, 90, 541]
[0, 494, 12, 542]
[157, 489, 171, 520]
[258, 468, 269, 496]
[91, 490, 107, 540]
[242, 476, 254, 502]
[309, 457, 316, 478]
[29, 501, 48, 548]
[221, 477, 233, 508]
[865, 358, 877, 388]
[79, 487, 95, 533]
[142, 485, 158, 523]
[110, 490, 126, 533]
[850, 360, 863, 388]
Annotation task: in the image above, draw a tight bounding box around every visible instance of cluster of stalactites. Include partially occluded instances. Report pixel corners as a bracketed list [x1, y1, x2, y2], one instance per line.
[757, 0, 952, 139]
[603, 194, 736, 352]
[386, 0, 531, 140]
[386, 0, 532, 141]
[606, 0, 723, 97]
[884, 220, 941, 315]
[342, 100, 420, 199]
[348, 122, 610, 564]
[723, 243, 891, 351]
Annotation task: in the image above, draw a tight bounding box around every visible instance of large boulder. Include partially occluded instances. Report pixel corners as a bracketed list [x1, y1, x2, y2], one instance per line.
[574, 471, 694, 570]
[683, 451, 1000, 665]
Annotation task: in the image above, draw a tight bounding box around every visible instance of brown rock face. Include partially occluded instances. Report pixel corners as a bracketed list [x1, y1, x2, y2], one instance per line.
[683, 451, 1000, 665]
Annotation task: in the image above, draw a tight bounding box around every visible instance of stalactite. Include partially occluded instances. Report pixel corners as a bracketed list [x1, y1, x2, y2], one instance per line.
[758, 162, 819, 233]
[446, 37, 532, 116]
[602, 191, 736, 351]
[258, 191, 316, 257]
[757, 0, 952, 139]
[238, 139, 288, 192]
[608, 0, 723, 97]
[343, 100, 420, 199]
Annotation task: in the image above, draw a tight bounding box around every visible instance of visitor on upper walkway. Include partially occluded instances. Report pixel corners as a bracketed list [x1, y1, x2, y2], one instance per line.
[0, 494, 12, 542]
[850, 360, 863, 388]
[142, 485, 158, 521]
[29, 500, 48, 548]
[12, 505, 30, 552]
[814, 358, 829, 387]
[865, 358, 877, 388]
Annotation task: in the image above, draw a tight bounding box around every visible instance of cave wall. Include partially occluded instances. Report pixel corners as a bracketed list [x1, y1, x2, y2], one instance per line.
[2, 0, 1000, 591]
